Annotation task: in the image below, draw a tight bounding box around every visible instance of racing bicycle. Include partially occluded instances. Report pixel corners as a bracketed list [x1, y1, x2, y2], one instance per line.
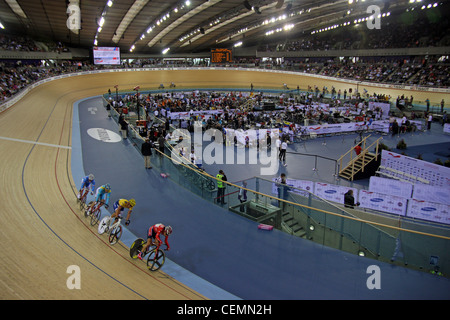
[84, 201, 104, 226]
[98, 216, 123, 245]
[77, 187, 90, 210]
[129, 238, 166, 271]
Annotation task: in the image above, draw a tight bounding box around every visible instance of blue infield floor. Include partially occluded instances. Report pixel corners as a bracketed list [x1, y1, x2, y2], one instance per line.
[72, 96, 450, 300]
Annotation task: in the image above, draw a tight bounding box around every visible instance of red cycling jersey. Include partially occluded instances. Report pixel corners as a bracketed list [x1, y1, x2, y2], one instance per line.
[148, 223, 170, 249]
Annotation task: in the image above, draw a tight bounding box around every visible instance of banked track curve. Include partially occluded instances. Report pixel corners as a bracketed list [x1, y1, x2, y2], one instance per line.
[0, 69, 447, 300]
[0, 72, 211, 300]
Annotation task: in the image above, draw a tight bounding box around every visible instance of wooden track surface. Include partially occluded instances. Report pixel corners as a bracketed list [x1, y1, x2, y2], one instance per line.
[0, 69, 447, 300]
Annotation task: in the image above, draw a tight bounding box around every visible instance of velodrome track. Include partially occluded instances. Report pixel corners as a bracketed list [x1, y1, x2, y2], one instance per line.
[0, 69, 448, 300]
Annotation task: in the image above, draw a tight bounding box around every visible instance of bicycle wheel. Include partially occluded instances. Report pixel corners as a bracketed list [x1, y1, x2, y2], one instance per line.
[147, 248, 165, 271]
[85, 201, 94, 218]
[90, 207, 101, 226]
[129, 238, 145, 259]
[109, 225, 122, 245]
[79, 193, 87, 210]
[98, 216, 110, 234]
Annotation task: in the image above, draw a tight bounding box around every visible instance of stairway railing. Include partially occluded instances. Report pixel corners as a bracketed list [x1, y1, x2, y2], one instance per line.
[338, 135, 383, 180]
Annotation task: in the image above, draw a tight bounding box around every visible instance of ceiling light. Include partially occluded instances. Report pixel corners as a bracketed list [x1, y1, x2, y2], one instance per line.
[162, 47, 170, 54]
[107, 0, 113, 7]
[4, 0, 27, 19]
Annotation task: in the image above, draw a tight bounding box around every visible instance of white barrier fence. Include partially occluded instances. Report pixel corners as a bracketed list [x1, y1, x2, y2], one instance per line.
[272, 178, 450, 225]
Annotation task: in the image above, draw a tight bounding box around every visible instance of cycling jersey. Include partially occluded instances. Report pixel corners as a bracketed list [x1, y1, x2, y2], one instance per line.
[147, 223, 170, 249]
[80, 176, 95, 193]
[113, 199, 133, 215]
[95, 185, 111, 206]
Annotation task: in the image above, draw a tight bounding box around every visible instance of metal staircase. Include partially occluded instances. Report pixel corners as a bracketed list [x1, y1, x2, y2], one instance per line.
[338, 135, 382, 181]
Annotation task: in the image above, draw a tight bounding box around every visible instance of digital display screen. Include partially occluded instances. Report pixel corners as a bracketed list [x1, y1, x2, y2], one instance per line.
[211, 48, 232, 63]
[93, 46, 120, 65]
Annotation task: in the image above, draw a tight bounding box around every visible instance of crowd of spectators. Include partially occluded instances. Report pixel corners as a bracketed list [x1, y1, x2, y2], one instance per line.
[110, 84, 391, 134]
[258, 4, 450, 53]
[1, 54, 448, 105]
[0, 34, 42, 52]
[0, 33, 69, 53]
[0, 59, 91, 101]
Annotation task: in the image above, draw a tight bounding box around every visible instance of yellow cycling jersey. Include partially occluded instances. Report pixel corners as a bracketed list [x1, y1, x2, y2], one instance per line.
[118, 199, 134, 208]
[119, 199, 129, 207]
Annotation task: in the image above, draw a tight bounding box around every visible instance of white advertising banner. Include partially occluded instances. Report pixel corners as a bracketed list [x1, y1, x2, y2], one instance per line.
[358, 190, 407, 216]
[407, 199, 450, 225]
[412, 184, 450, 205]
[288, 179, 315, 197]
[226, 128, 279, 145]
[168, 109, 224, 120]
[381, 150, 450, 187]
[314, 182, 358, 205]
[369, 176, 414, 199]
[444, 123, 450, 134]
[368, 102, 390, 119]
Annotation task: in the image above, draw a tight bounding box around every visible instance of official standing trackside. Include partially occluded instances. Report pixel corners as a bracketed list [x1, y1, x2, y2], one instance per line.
[119, 116, 128, 139]
[427, 113, 433, 130]
[141, 138, 153, 169]
[238, 181, 247, 212]
[216, 170, 227, 205]
[279, 139, 287, 166]
[344, 190, 360, 209]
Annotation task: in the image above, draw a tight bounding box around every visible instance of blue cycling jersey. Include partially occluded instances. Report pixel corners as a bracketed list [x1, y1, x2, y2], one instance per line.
[81, 176, 95, 193]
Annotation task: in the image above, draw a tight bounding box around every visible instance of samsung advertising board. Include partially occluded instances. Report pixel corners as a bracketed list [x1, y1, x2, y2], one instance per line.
[93, 46, 120, 65]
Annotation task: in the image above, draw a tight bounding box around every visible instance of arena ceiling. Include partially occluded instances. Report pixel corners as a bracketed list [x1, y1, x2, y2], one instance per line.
[0, 0, 444, 55]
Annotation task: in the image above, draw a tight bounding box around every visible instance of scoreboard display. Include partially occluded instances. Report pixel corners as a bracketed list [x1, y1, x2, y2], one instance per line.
[211, 48, 232, 63]
[93, 47, 120, 65]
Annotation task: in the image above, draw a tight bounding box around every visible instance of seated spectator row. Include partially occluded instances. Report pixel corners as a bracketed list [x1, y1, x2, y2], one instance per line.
[258, 4, 450, 53]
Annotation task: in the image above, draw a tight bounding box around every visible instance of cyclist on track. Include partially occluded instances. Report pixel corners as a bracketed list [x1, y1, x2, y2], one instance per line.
[77, 174, 95, 200]
[86, 184, 111, 213]
[138, 223, 172, 260]
[110, 198, 136, 226]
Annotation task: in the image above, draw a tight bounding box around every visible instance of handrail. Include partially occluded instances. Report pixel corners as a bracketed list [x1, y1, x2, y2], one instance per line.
[287, 151, 339, 175]
[150, 139, 450, 241]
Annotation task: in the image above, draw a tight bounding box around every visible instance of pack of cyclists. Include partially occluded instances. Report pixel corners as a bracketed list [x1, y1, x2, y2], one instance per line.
[77, 173, 173, 255]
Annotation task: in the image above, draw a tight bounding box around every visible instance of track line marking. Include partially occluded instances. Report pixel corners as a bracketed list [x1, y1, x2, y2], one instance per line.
[0, 136, 72, 149]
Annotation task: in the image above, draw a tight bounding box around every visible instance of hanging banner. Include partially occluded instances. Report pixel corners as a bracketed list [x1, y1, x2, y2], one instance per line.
[369, 176, 414, 199]
[314, 182, 358, 205]
[407, 199, 450, 225]
[359, 190, 407, 216]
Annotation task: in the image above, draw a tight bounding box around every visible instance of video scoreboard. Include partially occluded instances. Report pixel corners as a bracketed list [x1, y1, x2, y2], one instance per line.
[93, 47, 120, 65]
[211, 48, 232, 63]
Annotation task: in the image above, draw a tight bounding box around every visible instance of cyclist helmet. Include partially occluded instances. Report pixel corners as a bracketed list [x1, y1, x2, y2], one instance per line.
[164, 226, 173, 235]
[88, 174, 95, 180]
[104, 184, 111, 191]
[129, 199, 136, 207]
